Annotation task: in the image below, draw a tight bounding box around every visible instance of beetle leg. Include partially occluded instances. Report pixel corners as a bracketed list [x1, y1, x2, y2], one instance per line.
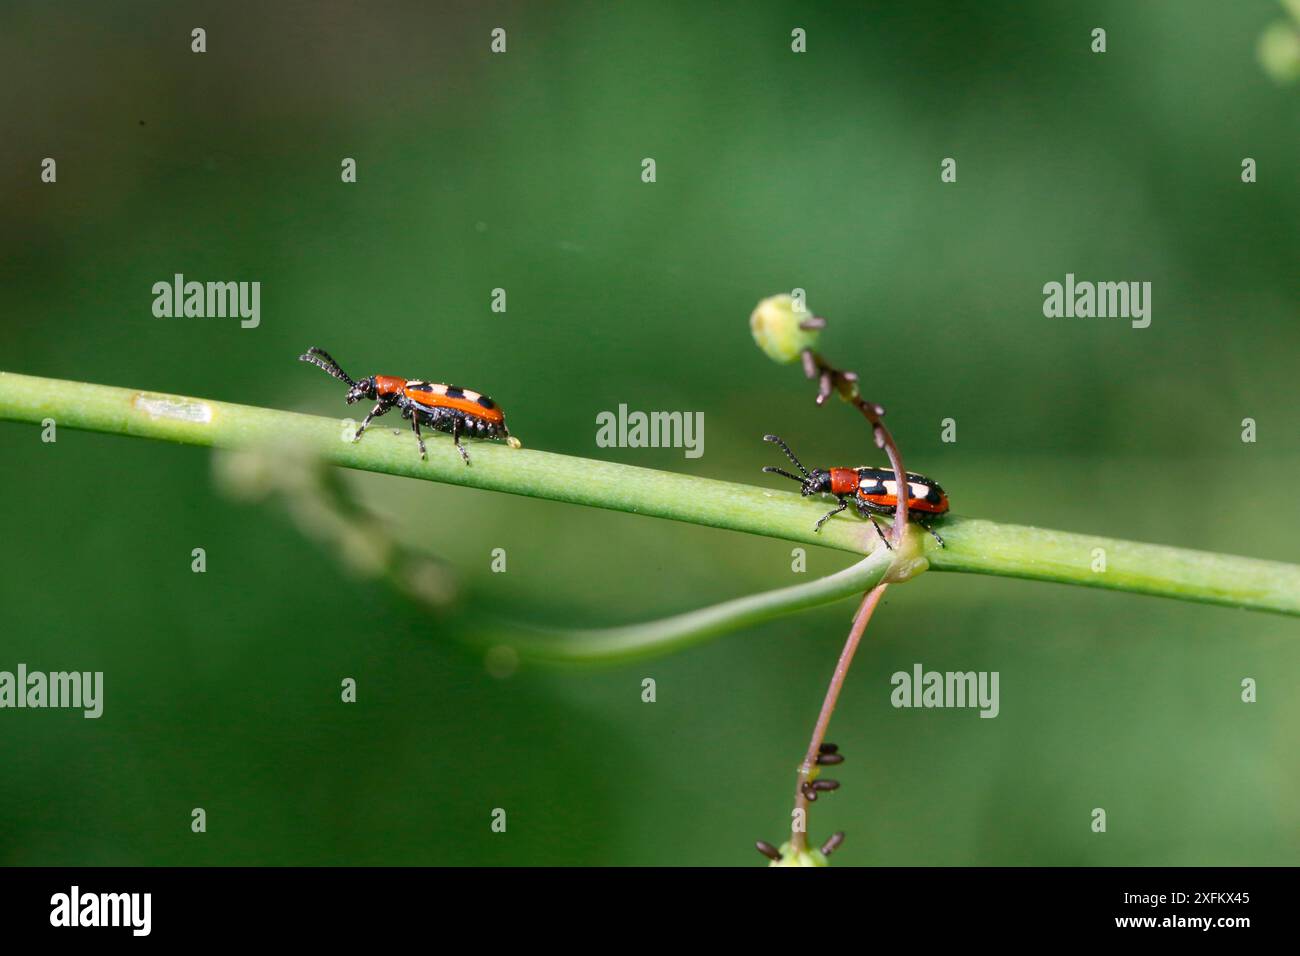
[354, 401, 389, 441]
[410, 415, 427, 461]
[918, 520, 945, 548]
[814, 499, 848, 533]
[853, 498, 894, 550]
[452, 417, 470, 465]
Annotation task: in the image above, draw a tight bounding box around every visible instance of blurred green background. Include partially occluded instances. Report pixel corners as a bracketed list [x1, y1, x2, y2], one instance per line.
[2, 0, 1297, 866]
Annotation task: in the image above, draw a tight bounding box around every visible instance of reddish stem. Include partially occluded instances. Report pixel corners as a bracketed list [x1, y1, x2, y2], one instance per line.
[789, 583, 888, 852]
[800, 348, 909, 543]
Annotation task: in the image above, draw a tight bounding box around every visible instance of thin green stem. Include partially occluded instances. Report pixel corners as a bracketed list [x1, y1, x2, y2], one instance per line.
[480, 550, 894, 664]
[3, 370, 1299, 617]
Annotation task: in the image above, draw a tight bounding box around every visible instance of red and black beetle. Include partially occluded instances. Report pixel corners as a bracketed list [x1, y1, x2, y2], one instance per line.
[299, 347, 516, 464]
[762, 434, 948, 547]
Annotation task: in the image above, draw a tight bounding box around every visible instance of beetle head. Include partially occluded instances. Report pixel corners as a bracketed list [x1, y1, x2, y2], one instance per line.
[800, 469, 832, 496]
[345, 378, 377, 404]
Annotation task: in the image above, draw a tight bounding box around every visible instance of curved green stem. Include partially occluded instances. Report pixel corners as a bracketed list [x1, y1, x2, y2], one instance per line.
[3, 370, 1299, 617]
[478, 550, 894, 664]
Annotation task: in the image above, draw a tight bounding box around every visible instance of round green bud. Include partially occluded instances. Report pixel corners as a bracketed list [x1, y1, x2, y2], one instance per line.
[750, 294, 820, 364]
[767, 841, 829, 867]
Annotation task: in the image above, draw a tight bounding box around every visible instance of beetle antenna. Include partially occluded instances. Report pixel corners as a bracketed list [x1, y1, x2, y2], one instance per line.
[299, 347, 356, 387]
[763, 434, 810, 478]
[762, 466, 806, 484]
